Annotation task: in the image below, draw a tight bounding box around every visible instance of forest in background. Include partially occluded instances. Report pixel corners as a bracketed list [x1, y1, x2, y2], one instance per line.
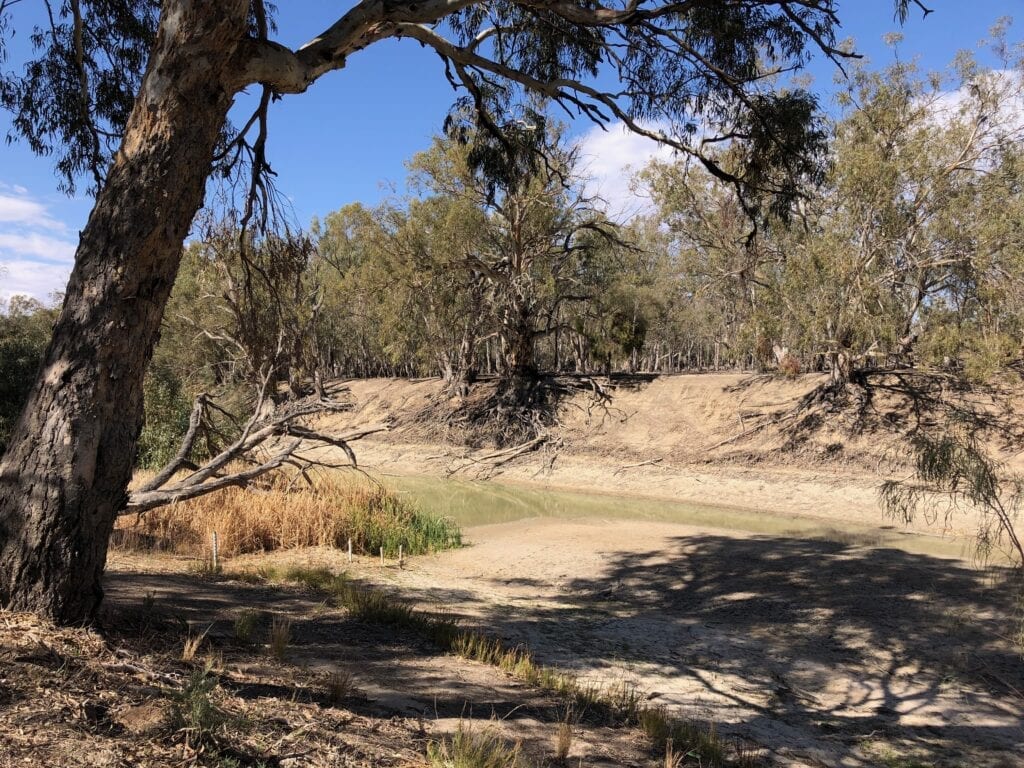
[4, 43, 1024, 467]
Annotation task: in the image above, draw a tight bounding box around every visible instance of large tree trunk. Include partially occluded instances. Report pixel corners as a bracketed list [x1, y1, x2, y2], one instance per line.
[500, 304, 539, 386]
[0, 0, 249, 624]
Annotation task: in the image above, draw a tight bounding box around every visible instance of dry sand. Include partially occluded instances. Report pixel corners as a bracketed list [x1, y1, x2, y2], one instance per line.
[374, 516, 1024, 767]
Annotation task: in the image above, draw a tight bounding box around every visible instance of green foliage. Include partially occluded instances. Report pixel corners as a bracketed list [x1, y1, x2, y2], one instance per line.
[171, 666, 225, 742]
[232, 610, 260, 646]
[0, 1, 159, 194]
[345, 489, 463, 557]
[880, 417, 1024, 566]
[0, 296, 58, 452]
[136, 360, 192, 469]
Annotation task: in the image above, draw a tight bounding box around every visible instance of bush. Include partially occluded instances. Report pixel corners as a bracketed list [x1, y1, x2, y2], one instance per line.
[778, 354, 801, 378]
[136, 362, 194, 469]
[0, 297, 58, 452]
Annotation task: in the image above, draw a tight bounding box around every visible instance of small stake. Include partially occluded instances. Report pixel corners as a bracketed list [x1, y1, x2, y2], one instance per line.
[347, 538, 353, 563]
[398, 545, 403, 569]
[380, 546, 384, 566]
[211, 531, 219, 571]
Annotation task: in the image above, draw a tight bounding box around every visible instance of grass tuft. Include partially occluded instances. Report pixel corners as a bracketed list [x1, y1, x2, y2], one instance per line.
[181, 626, 210, 662]
[268, 616, 292, 661]
[427, 722, 526, 768]
[233, 609, 260, 646]
[554, 715, 573, 763]
[324, 668, 355, 705]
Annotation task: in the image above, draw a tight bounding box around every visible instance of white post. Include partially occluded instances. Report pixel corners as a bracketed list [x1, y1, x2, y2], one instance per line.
[211, 531, 219, 571]
[347, 538, 353, 563]
[398, 545, 403, 568]
[380, 546, 384, 566]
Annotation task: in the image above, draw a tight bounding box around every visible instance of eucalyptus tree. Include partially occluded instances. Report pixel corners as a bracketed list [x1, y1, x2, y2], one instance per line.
[0, 296, 59, 453]
[319, 193, 493, 392]
[0, 0, 924, 622]
[313, 203, 398, 378]
[640, 157, 786, 370]
[409, 126, 620, 389]
[804, 50, 1024, 383]
[640, 43, 1024, 382]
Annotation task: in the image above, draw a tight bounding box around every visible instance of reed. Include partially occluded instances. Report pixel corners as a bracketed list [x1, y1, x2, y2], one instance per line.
[115, 475, 461, 558]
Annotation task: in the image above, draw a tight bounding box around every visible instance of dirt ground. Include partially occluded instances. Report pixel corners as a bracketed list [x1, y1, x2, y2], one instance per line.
[2, 552, 659, 768]
[333, 516, 1023, 767]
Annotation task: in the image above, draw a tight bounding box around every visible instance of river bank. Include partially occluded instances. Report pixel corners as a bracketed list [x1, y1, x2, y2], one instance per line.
[312, 373, 1024, 544]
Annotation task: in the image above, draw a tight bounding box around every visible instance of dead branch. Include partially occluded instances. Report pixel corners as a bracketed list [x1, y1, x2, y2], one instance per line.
[447, 435, 548, 476]
[125, 384, 387, 515]
[138, 394, 209, 493]
[613, 457, 664, 475]
[704, 414, 792, 451]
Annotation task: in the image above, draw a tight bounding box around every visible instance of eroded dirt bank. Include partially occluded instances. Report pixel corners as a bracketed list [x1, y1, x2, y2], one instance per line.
[317, 373, 1024, 539]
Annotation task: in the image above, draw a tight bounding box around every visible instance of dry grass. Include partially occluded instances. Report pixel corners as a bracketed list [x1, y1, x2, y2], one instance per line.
[269, 615, 292, 660]
[114, 474, 461, 559]
[324, 668, 355, 705]
[427, 722, 527, 768]
[180, 626, 209, 662]
[554, 718, 573, 763]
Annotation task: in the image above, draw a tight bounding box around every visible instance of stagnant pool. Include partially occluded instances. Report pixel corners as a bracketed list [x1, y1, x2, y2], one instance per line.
[378, 473, 982, 562]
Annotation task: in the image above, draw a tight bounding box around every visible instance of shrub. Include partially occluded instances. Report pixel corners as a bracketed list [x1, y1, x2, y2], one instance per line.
[427, 723, 527, 768]
[136, 362, 194, 470]
[778, 354, 801, 378]
[171, 667, 224, 744]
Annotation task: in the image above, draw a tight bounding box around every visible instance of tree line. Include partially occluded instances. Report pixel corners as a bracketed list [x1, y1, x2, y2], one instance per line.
[89, 46, 1018, 446]
[6, 48, 1024, 461]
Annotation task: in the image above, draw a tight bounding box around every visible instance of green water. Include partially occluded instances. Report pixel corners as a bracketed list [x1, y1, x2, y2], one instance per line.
[379, 473, 977, 561]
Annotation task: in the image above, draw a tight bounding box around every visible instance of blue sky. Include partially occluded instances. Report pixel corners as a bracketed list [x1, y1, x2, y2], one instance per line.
[0, 0, 1020, 301]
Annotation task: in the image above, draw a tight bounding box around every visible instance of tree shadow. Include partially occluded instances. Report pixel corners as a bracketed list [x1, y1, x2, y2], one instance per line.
[100, 571, 575, 732]
[474, 533, 1024, 764]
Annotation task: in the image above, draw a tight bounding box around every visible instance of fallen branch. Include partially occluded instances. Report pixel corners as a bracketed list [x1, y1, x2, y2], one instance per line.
[613, 457, 664, 475]
[102, 661, 182, 686]
[704, 414, 792, 451]
[447, 436, 548, 476]
[124, 374, 386, 515]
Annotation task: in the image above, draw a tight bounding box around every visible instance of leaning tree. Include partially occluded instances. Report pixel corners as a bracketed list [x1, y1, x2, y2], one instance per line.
[0, 0, 928, 623]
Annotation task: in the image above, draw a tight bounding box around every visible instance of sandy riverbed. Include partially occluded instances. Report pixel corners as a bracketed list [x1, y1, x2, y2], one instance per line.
[360, 515, 1024, 767]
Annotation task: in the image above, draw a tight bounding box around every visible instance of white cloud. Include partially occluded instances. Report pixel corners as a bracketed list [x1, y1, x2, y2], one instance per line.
[0, 260, 72, 304]
[0, 193, 67, 232]
[0, 232, 76, 263]
[926, 69, 1024, 137]
[0, 186, 76, 303]
[575, 122, 677, 221]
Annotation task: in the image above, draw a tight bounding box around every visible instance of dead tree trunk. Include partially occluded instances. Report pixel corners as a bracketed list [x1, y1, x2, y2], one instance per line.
[0, 1, 249, 624]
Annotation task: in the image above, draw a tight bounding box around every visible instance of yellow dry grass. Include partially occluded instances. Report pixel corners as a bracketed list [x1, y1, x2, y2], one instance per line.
[115, 473, 460, 558]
